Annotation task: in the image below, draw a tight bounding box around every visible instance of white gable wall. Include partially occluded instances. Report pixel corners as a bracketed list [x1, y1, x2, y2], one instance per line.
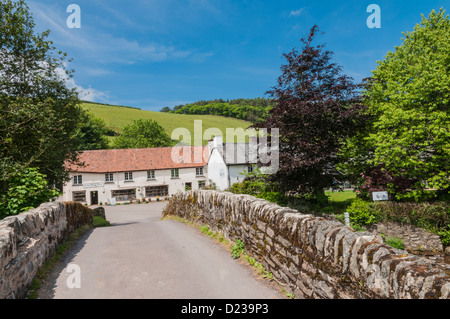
[206, 148, 228, 190]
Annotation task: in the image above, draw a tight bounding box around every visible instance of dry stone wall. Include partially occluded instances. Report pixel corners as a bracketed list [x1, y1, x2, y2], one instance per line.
[0, 201, 93, 299]
[162, 190, 450, 299]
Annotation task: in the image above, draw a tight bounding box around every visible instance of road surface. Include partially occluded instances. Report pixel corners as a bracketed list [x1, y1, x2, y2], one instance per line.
[37, 202, 283, 299]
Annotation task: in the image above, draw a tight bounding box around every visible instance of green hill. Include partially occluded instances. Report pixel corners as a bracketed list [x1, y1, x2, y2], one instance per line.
[81, 102, 255, 146]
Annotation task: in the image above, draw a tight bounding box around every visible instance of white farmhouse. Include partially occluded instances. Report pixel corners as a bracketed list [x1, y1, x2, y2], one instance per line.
[206, 136, 257, 190]
[63, 146, 208, 205]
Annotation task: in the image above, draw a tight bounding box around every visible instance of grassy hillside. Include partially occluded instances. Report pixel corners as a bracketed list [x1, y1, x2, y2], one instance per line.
[81, 102, 255, 146]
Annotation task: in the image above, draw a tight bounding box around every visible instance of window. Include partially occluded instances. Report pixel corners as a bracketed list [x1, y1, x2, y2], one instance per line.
[247, 165, 254, 173]
[171, 168, 179, 178]
[105, 173, 114, 182]
[73, 175, 82, 185]
[124, 172, 133, 181]
[111, 189, 136, 201]
[145, 185, 168, 197]
[147, 170, 155, 180]
[196, 167, 204, 176]
[198, 180, 206, 189]
[72, 191, 86, 202]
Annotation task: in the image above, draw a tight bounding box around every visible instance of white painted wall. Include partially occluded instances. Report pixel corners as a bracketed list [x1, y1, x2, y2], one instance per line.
[228, 164, 249, 188]
[206, 148, 228, 190]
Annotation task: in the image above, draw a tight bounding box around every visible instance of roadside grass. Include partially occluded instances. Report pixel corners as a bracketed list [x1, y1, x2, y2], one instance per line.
[81, 102, 254, 146]
[27, 216, 111, 299]
[93, 215, 111, 227]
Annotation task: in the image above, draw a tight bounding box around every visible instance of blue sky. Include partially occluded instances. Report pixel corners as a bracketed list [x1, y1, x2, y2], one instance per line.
[28, 0, 448, 111]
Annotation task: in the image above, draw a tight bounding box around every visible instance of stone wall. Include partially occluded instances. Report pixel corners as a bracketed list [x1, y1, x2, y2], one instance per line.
[0, 201, 93, 299]
[162, 190, 450, 299]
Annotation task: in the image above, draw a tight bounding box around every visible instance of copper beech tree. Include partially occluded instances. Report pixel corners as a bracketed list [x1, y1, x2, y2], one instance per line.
[254, 25, 368, 197]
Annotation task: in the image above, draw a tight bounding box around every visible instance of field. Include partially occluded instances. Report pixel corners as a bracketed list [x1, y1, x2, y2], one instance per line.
[81, 102, 255, 146]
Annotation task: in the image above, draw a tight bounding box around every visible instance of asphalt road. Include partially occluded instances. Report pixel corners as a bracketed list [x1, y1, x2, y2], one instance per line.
[37, 202, 284, 299]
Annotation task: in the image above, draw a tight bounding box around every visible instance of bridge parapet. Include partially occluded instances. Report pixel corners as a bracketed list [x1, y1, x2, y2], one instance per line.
[162, 190, 450, 299]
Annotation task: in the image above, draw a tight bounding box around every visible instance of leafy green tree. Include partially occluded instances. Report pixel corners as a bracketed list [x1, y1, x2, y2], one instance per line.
[363, 9, 450, 198]
[0, 0, 83, 188]
[74, 112, 110, 150]
[0, 167, 60, 219]
[113, 119, 174, 149]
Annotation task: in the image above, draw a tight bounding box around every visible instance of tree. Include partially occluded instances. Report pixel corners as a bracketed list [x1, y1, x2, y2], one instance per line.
[74, 112, 110, 150]
[254, 25, 367, 197]
[363, 9, 450, 198]
[0, 0, 83, 189]
[113, 119, 174, 149]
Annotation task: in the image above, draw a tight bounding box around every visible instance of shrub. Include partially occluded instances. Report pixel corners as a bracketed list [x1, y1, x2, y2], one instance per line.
[0, 167, 60, 219]
[346, 198, 380, 227]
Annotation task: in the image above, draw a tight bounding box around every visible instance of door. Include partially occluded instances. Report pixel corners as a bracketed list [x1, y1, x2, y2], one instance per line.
[90, 191, 98, 205]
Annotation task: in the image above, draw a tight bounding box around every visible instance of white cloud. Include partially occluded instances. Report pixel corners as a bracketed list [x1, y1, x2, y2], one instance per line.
[290, 8, 305, 17]
[54, 67, 109, 102]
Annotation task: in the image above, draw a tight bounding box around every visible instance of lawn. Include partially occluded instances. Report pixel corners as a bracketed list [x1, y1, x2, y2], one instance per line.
[325, 190, 357, 203]
[324, 190, 357, 213]
[81, 102, 255, 146]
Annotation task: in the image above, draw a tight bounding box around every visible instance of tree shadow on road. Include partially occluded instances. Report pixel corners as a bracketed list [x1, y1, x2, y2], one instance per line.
[35, 228, 94, 299]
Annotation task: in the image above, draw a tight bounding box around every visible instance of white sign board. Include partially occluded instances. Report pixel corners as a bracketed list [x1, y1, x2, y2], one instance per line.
[83, 182, 104, 188]
[372, 191, 389, 201]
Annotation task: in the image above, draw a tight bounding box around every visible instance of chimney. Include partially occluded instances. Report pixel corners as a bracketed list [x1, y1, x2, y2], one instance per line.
[213, 135, 223, 148]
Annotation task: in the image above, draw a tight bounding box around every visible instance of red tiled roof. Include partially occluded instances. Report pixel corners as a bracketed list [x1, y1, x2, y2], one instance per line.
[66, 146, 209, 173]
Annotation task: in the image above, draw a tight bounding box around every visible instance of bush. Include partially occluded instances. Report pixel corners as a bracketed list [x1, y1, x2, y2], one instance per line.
[373, 201, 450, 230]
[346, 198, 381, 227]
[0, 167, 60, 219]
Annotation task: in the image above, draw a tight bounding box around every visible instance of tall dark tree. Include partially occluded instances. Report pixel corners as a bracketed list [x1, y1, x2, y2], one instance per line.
[255, 25, 368, 197]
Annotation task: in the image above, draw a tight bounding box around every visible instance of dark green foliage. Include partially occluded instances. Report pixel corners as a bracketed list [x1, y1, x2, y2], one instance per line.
[163, 98, 275, 123]
[74, 112, 110, 150]
[113, 119, 174, 149]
